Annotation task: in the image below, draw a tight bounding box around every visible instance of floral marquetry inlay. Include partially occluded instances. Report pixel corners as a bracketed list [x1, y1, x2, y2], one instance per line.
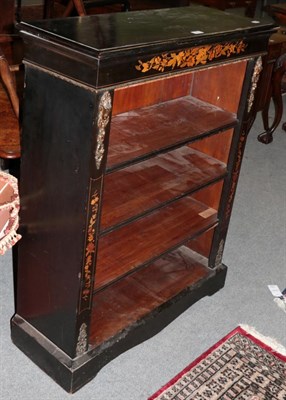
[135, 41, 247, 73]
[79, 185, 99, 313]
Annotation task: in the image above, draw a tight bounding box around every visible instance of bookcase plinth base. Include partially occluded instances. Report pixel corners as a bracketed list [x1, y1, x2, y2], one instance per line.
[11, 264, 227, 393]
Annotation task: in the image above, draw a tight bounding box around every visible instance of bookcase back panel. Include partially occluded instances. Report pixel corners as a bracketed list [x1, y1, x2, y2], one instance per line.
[112, 60, 246, 117]
[186, 228, 215, 259]
[112, 73, 193, 115]
[191, 60, 247, 113]
[189, 129, 234, 163]
[192, 180, 224, 210]
[184, 182, 224, 260]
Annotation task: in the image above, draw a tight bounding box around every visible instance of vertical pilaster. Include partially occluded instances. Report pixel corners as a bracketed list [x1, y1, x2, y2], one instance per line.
[15, 64, 113, 358]
[209, 56, 263, 268]
[75, 91, 113, 357]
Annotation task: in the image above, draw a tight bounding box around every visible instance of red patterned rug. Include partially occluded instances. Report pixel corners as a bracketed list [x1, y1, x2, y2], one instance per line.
[149, 326, 286, 400]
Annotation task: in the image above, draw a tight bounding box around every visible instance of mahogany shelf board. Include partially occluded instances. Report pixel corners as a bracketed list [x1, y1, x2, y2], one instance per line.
[101, 146, 227, 232]
[90, 246, 210, 346]
[95, 196, 217, 290]
[107, 95, 237, 171]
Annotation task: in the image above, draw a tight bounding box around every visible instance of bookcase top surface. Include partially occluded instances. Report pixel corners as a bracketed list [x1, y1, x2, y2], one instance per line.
[19, 4, 275, 54]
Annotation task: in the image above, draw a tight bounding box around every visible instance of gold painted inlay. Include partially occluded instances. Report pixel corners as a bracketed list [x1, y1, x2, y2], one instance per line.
[81, 189, 99, 304]
[135, 41, 247, 73]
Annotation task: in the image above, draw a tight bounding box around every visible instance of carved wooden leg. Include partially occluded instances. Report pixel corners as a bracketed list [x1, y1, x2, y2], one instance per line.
[258, 53, 286, 144]
[57, 0, 87, 17]
[0, 48, 19, 118]
[62, 0, 76, 16]
[261, 96, 272, 140]
[71, 0, 87, 15]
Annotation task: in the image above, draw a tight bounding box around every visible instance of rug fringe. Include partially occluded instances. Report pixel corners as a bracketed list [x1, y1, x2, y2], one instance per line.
[240, 324, 286, 356]
[0, 170, 21, 255]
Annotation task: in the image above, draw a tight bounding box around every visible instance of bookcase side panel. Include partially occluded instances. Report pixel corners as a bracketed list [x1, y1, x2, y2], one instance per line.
[15, 65, 104, 358]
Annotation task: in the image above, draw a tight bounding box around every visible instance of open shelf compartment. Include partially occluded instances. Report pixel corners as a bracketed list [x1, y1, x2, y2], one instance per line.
[95, 193, 218, 291]
[90, 245, 212, 347]
[101, 145, 227, 233]
[107, 95, 238, 172]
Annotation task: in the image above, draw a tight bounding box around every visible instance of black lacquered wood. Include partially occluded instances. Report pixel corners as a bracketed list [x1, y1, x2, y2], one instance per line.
[16, 66, 100, 357]
[12, 4, 275, 393]
[19, 5, 274, 53]
[18, 5, 276, 87]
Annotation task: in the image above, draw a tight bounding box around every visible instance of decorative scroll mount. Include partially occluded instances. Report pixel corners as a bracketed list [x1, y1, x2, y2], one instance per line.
[76, 323, 88, 357]
[95, 91, 112, 170]
[247, 56, 263, 114]
[215, 239, 225, 268]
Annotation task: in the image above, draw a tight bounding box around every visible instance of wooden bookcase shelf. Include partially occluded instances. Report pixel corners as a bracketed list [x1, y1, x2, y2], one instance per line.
[11, 5, 275, 393]
[107, 95, 237, 171]
[90, 246, 210, 346]
[96, 194, 217, 290]
[101, 146, 227, 232]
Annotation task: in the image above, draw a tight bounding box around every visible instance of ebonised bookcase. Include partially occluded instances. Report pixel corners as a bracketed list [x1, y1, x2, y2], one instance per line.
[11, 5, 275, 393]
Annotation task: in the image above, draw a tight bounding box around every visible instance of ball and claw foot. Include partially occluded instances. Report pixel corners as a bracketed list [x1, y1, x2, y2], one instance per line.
[257, 131, 273, 144]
